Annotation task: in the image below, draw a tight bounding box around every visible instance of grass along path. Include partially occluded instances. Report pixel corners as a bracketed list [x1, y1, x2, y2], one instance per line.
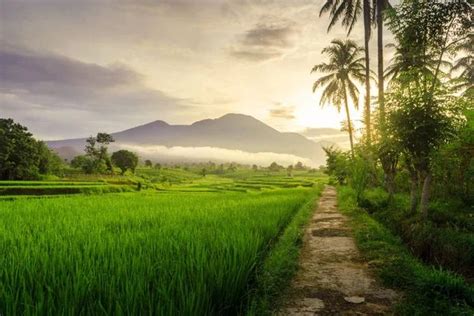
[279, 186, 398, 315]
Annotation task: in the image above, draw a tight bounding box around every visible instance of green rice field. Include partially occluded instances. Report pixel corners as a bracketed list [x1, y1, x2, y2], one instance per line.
[0, 171, 326, 315]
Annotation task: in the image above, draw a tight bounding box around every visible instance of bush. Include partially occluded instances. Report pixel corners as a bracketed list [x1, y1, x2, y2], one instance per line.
[357, 188, 474, 279]
[358, 188, 390, 213]
[323, 146, 350, 185]
[337, 186, 474, 315]
[349, 157, 371, 203]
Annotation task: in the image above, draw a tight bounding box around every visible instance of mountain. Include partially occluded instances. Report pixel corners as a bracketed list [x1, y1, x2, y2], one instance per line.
[47, 113, 330, 166]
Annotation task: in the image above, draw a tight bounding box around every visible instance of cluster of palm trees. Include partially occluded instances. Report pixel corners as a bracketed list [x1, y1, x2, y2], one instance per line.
[315, 0, 391, 156]
[312, 0, 472, 159]
[312, 0, 472, 214]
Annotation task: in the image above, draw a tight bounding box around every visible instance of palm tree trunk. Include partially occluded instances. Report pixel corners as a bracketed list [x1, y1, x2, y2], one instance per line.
[363, 0, 371, 144]
[342, 82, 355, 159]
[377, 0, 385, 128]
[406, 159, 418, 213]
[420, 172, 432, 218]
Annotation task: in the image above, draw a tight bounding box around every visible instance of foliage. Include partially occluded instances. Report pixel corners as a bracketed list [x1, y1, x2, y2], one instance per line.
[144, 159, 153, 167]
[319, 0, 374, 144]
[247, 185, 323, 315]
[294, 161, 305, 170]
[380, 0, 472, 213]
[111, 150, 139, 175]
[72, 133, 115, 174]
[348, 156, 371, 202]
[311, 39, 366, 157]
[430, 107, 474, 203]
[386, 87, 465, 175]
[286, 165, 293, 177]
[268, 162, 283, 172]
[385, 0, 471, 89]
[357, 187, 474, 279]
[70, 155, 89, 169]
[337, 186, 474, 315]
[322, 146, 350, 185]
[452, 33, 473, 97]
[0, 119, 63, 180]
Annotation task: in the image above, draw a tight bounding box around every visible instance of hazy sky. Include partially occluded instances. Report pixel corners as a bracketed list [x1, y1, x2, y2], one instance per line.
[1, 0, 390, 140]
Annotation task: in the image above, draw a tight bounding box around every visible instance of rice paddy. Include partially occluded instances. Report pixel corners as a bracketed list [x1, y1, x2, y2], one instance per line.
[0, 170, 326, 315]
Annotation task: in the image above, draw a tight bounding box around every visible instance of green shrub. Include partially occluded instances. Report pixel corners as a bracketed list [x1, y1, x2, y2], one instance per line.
[337, 186, 474, 315]
[356, 187, 474, 278]
[358, 187, 390, 213]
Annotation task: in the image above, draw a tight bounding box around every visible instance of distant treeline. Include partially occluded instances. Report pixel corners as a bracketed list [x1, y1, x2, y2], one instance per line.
[0, 118, 322, 180]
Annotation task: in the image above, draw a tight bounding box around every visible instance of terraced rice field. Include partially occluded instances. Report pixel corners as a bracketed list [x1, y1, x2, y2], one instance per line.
[0, 171, 326, 315]
[0, 180, 135, 199]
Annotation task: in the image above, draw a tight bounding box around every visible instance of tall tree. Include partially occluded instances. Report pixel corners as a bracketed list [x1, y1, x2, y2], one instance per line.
[311, 40, 366, 158]
[0, 119, 63, 180]
[319, 0, 373, 144]
[451, 33, 473, 98]
[84, 132, 115, 174]
[375, 0, 386, 128]
[385, 0, 471, 215]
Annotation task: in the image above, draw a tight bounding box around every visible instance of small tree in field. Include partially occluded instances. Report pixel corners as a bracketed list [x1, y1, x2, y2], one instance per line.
[111, 150, 138, 175]
[269, 162, 282, 172]
[84, 132, 115, 173]
[145, 160, 153, 168]
[295, 161, 305, 170]
[287, 165, 293, 177]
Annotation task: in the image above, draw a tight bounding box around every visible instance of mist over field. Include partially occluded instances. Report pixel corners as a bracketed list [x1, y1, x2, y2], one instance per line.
[118, 144, 316, 167]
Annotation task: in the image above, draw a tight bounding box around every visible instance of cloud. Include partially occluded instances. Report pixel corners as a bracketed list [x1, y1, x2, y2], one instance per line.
[0, 48, 140, 91]
[118, 143, 316, 167]
[299, 127, 350, 149]
[301, 127, 345, 137]
[241, 23, 297, 48]
[230, 20, 300, 61]
[269, 103, 295, 119]
[0, 47, 189, 139]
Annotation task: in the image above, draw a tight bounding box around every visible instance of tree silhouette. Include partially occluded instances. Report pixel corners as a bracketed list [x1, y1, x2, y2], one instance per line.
[311, 39, 366, 158]
[319, 0, 374, 143]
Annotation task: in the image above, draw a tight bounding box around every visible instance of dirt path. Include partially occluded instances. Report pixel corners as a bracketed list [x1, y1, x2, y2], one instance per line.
[279, 186, 398, 315]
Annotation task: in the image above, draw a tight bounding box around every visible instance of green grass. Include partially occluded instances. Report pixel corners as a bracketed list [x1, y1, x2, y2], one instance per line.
[0, 184, 135, 196]
[136, 167, 201, 184]
[0, 184, 323, 315]
[246, 184, 324, 315]
[359, 188, 474, 279]
[0, 181, 105, 186]
[337, 186, 474, 315]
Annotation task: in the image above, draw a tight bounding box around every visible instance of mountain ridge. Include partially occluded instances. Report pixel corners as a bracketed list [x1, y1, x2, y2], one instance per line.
[47, 113, 330, 166]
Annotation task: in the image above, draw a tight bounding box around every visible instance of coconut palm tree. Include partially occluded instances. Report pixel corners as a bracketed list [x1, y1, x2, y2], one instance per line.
[375, 0, 391, 128]
[319, 0, 372, 144]
[311, 40, 366, 158]
[384, 43, 451, 90]
[452, 34, 473, 97]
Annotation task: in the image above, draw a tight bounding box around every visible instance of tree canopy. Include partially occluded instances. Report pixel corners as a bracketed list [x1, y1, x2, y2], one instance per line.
[111, 150, 138, 175]
[0, 119, 63, 180]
